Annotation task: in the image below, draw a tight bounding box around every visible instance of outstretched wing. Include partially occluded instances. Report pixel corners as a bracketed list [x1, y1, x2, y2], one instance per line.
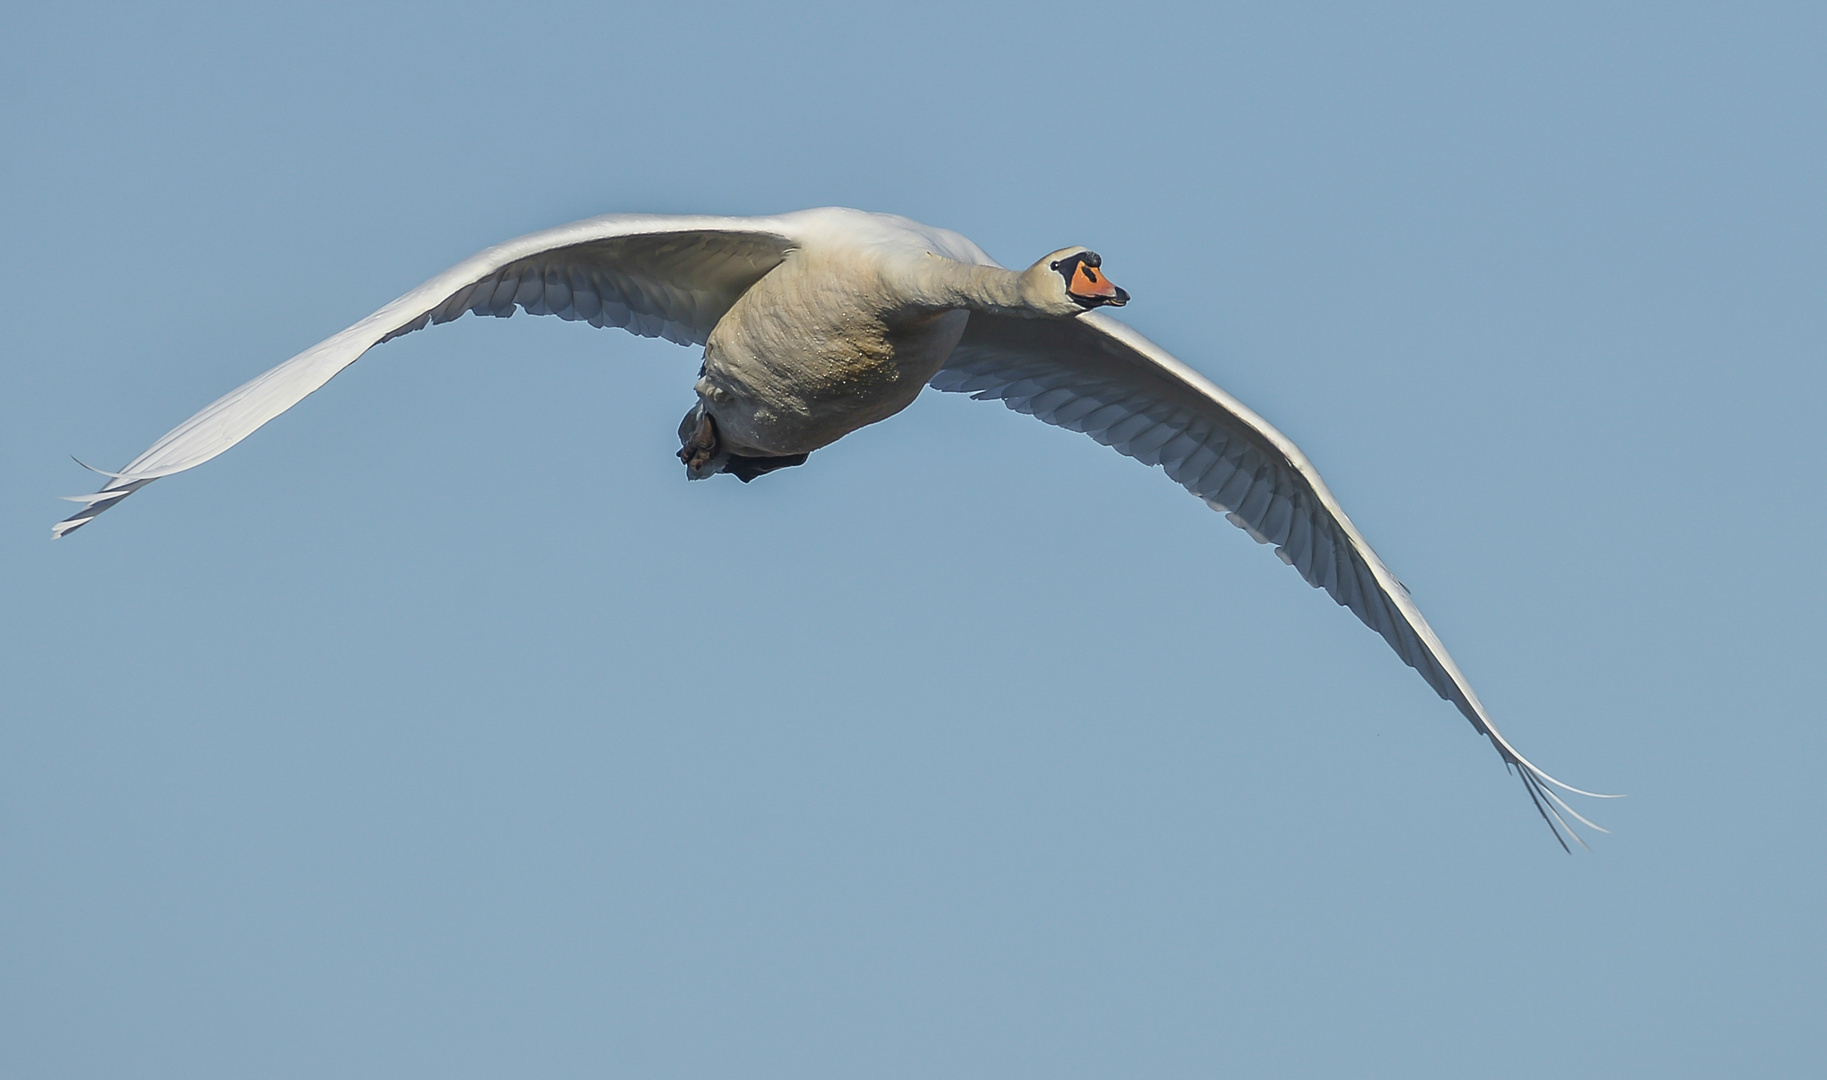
[54, 213, 800, 537]
[933, 311, 1613, 848]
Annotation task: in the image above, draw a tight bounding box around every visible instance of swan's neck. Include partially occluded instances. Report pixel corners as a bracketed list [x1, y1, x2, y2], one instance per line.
[903, 258, 1032, 316]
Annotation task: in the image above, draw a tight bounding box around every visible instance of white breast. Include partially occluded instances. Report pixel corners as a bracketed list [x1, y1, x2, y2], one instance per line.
[695, 247, 970, 456]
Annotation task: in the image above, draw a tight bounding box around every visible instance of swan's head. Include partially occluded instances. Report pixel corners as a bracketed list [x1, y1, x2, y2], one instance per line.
[1022, 247, 1130, 316]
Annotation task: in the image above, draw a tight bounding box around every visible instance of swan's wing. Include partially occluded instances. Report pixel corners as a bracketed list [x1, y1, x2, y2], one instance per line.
[54, 213, 801, 537]
[933, 311, 1613, 848]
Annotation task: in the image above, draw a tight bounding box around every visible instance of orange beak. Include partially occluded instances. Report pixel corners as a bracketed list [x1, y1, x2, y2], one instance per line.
[1070, 261, 1128, 306]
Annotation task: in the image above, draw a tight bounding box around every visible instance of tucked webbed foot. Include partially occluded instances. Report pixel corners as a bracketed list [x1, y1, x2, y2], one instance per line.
[679, 409, 719, 471]
[676, 403, 809, 481]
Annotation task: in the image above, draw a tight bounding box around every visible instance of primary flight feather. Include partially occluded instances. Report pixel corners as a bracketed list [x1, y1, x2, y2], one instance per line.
[54, 206, 1613, 846]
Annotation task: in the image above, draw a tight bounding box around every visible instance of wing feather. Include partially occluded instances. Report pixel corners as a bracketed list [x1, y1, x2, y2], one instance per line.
[933, 310, 1613, 846]
[54, 213, 802, 537]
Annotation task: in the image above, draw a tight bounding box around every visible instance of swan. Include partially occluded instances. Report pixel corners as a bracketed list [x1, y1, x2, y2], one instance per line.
[52, 206, 1612, 846]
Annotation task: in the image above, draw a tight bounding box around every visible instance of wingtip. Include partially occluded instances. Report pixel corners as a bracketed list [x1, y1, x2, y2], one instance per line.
[59, 489, 133, 504]
[54, 468, 156, 539]
[72, 456, 159, 482]
[1500, 746, 1615, 850]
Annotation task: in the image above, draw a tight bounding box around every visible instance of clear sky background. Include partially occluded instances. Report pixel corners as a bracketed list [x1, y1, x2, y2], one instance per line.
[3, 3, 1823, 1077]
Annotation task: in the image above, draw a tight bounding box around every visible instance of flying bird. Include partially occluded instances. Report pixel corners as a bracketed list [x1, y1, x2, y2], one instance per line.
[53, 207, 1612, 846]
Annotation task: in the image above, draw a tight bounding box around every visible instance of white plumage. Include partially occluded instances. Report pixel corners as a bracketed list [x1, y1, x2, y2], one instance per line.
[54, 206, 1613, 846]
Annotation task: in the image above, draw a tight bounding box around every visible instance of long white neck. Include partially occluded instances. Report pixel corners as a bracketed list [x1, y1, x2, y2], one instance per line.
[897, 257, 1036, 316]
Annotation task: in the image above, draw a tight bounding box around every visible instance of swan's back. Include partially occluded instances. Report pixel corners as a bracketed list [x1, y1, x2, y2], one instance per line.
[771, 207, 1000, 269]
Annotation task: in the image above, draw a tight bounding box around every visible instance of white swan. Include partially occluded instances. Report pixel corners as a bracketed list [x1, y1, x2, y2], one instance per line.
[52, 206, 1613, 846]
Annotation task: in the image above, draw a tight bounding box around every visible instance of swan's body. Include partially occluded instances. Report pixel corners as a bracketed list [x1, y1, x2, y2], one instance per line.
[693, 238, 974, 463]
[53, 206, 1612, 846]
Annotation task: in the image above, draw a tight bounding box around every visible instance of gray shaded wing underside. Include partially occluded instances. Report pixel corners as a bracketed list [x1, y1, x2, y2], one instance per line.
[380, 228, 790, 347]
[934, 311, 1609, 847]
[55, 216, 797, 536]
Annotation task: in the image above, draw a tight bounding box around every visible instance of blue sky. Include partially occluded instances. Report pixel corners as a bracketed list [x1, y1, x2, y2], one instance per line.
[4, 3, 1824, 1077]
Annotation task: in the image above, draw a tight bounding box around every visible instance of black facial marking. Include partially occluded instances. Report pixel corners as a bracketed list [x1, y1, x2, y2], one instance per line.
[1051, 250, 1127, 310]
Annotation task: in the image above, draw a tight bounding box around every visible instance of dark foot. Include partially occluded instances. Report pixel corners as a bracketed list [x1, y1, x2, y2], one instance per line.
[724, 452, 810, 483]
[679, 411, 719, 470]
